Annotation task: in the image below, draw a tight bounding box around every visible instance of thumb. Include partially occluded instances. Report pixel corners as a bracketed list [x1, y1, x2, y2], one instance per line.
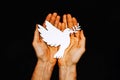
[80, 30, 86, 40]
[79, 30, 86, 48]
[33, 24, 41, 42]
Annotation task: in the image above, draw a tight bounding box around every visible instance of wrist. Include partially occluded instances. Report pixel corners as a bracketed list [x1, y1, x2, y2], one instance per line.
[59, 64, 76, 73]
[59, 64, 77, 80]
[37, 59, 55, 68]
[31, 60, 55, 80]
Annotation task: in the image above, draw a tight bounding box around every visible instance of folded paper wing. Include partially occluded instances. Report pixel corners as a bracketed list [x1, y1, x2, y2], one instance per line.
[38, 21, 62, 47]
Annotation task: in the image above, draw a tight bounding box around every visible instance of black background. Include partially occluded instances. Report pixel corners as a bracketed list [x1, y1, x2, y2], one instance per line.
[1, 0, 119, 80]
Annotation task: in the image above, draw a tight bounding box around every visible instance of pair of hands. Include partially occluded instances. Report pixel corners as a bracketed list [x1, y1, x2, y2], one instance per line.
[32, 12, 86, 67]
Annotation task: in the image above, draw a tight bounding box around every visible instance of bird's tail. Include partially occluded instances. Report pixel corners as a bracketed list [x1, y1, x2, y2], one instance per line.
[54, 48, 65, 58]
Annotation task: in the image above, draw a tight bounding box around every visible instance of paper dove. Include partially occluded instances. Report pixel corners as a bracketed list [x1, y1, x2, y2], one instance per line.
[38, 20, 81, 58]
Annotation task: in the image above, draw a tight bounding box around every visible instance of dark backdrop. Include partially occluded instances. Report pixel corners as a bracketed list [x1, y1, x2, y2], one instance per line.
[1, 0, 119, 80]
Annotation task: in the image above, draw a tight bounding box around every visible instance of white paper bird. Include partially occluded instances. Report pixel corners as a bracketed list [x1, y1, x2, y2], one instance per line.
[38, 20, 81, 58]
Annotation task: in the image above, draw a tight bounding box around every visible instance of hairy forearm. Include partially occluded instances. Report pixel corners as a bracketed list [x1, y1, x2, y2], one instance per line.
[59, 64, 77, 80]
[31, 60, 54, 80]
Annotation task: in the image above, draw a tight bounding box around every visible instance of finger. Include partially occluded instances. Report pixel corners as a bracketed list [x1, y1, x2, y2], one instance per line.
[67, 14, 74, 37]
[61, 23, 65, 31]
[72, 17, 80, 38]
[63, 14, 67, 28]
[80, 30, 86, 40]
[67, 14, 74, 29]
[72, 17, 78, 26]
[79, 30, 86, 47]
[49, 12, 57, 25]
[70, 33, 75, 38]
[43, 13, 52, 27]
[33, 24, 40, 42]
[54, 15, 60, 28]
[46, 13, 52, 21]
[58, 22, 62, 30]
[75, 30, 80, 39]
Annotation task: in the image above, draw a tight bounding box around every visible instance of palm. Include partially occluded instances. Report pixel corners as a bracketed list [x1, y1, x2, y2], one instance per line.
[32, 26, 58, 64]
[58, 32, 85, 66]
[35, 37, 57, 64]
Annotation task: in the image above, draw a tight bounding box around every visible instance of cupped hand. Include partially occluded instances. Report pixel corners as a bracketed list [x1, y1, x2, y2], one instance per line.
[32, 12, 61, 65]
[58, 14, 86, 66]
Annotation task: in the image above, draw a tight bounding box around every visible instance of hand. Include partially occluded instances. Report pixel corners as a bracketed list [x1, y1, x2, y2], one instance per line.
[57, 14, 86, 80]
[32, 12, 60, 65]
[58, 14, 86, 66]
[31, 12, 62, 80]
